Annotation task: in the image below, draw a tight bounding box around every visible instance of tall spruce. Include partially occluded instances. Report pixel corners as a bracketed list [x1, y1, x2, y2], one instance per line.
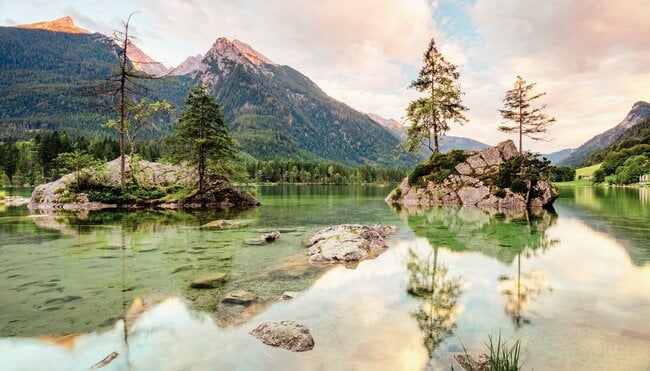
[405, 39, 468, 154]
[168, 85, 235, 194]
[498, 76, 555, 153]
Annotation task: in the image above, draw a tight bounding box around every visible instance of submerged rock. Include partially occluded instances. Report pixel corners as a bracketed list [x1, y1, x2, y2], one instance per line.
[279, 291, 299, 300]
[387, 140, 558, 209]
[244, 230, 281, 245]
[306, 224, 397, 264]
[171, 264, 194, 274]
[190, 272, 229, 288]
[250, 321, 315, 352]
[201, 219, 251, 229]
[222, 290, 257, 305]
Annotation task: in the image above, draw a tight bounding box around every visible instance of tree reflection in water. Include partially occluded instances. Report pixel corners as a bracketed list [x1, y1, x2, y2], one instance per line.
[406, 247, 462, 357]
[498, 211, 558, 328]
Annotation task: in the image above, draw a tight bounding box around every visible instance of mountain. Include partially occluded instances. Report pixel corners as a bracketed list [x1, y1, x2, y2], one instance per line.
[0, 22, 191, 139]
[1, 19, 412, 167]
[173, 37, 413, 166]
[367, 113, 489, 154]
[15, 16, 89, 34]
[543, 148, 575, 164]
[126, 42, 169, 76]
[559, 101, 650, 166]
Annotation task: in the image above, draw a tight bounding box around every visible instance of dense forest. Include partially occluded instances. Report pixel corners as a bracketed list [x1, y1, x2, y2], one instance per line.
[586, 117, 650, 184]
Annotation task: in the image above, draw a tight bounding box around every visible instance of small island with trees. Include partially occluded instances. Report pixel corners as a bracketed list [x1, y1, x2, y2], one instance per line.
[389, 39, 558, 209]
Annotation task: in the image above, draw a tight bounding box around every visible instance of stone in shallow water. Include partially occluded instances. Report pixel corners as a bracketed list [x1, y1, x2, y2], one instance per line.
[201, 219, 251, 229]
[171, 264, 194, 274]
[306, 224, 397, 264]
[190, 272, 228, 288]
[221, 290, 257, 305]
[279, 291, 298, 300]
[250, 320, 315, 352]
[44, 295, 82, 305]
[244, 230, 281, 245]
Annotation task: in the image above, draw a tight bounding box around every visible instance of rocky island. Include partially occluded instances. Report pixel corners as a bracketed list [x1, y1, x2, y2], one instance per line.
[387, 140, 557, 209]
[29, 157, 259, 211]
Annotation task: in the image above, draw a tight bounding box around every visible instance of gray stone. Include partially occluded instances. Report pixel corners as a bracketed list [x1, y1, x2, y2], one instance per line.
[498, 139, 519, 160]
[190, 272, 228, 288]
[480, 147, 503, 166]
[306, 224, 396, 264]
[250, 321, 315, 352]
[455, 162, 472, 175]
[222, 290, 256, 305]
[457, 185, 490, 205]
[465, 154, 487, 170]
[244, 230, 281, 245]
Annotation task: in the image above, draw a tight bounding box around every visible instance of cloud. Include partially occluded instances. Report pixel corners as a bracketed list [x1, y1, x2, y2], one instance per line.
[461, 0, 650, 151]
[128, 0, 439, 118]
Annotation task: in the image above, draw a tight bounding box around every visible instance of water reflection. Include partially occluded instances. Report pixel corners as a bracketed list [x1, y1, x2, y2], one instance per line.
[392, 205, 558, 264]
[406, 248, 462, 357]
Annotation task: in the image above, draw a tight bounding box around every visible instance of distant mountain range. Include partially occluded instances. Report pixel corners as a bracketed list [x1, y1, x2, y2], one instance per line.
[367, 113, 489, 153]
[558, 101, 650, 166]
[0, 17, 414, 167]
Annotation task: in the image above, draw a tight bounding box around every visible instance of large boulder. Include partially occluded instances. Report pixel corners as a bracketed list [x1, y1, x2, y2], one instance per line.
[306, 224, 397, 264]
[387, 140, 557, 209]
[250, 321, 315, 352]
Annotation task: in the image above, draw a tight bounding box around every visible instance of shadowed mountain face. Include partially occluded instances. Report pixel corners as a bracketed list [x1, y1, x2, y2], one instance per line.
[559, 101, 650, 166]
[173, 37, 415, 166]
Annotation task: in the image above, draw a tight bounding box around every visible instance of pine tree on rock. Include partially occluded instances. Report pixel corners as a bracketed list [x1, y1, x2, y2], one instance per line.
[498, 76, 556, 153]
[405, 39, 468, 154]
[168, 84, 236, 194]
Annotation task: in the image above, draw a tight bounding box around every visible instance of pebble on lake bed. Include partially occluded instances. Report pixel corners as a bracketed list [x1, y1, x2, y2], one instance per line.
[190, 272, 229, 288]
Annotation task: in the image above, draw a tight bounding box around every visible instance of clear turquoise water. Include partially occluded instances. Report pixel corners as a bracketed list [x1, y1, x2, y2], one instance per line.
[0, 184, 649, 370]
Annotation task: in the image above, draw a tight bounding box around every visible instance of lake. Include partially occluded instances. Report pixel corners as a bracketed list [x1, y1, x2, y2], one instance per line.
[0, 185, 649, 370]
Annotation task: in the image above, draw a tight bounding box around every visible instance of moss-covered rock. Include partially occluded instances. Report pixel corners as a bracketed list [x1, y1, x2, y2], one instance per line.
[387, 140, 557, 209]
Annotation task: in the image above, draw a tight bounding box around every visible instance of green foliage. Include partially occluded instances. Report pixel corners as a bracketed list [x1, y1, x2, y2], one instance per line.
[548, 165, 576, 182]
[408, 150, 468, 187]
[0, 139, 19, 184]
[497, 153, 551, 193]
[244, 159, 406, 184]
[166, 84, 236, 193]
[0, 190, 6, 200]
[486, 333, 522, 371]
[405, 38, 468, 153]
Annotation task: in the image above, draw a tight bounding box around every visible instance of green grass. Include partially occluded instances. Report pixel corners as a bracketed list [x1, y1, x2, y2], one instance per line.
[552, 179, 593, 187]
[575, 163, 601, 179]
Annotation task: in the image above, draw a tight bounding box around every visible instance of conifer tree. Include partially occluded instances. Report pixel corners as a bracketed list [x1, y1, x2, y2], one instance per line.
[168, 85, 236, 194]
[498, 76, 555, 153]
[405, 39, 468, 154]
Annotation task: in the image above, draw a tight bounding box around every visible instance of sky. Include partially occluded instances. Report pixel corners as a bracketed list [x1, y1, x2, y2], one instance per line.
[1, 0, 649, 152]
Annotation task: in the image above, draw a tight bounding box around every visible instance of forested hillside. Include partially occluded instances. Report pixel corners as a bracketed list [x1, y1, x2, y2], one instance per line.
[0, 26, 191, 140]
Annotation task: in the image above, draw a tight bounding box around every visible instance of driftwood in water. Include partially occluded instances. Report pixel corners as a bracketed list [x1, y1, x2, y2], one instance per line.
[90, 351, 119, 369]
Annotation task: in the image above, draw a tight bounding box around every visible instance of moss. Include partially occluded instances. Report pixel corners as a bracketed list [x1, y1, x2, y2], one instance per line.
[407, 150, 469, 187]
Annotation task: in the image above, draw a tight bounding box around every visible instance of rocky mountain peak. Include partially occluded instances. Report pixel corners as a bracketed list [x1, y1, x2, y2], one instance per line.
[207, 37, 277, 67]
[15, 16, 89, 34]
[125, 41, 169, 77]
